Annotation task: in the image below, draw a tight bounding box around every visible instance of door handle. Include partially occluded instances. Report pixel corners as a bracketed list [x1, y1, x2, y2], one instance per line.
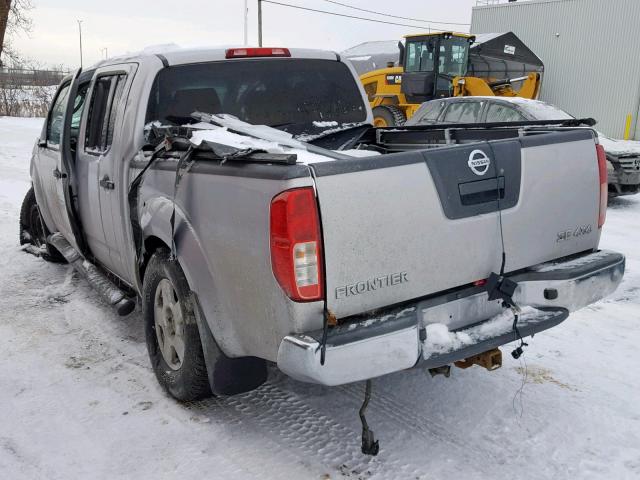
[100, 176, 115, 190]
[458, 176, 505, 206]
[52, 167, 67, 179]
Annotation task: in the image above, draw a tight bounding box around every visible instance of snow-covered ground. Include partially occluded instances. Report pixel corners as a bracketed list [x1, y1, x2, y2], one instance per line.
[1, 116, 639, 480]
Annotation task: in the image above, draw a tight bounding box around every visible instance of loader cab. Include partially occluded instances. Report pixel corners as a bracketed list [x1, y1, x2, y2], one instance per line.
[401, 33, 474, 103]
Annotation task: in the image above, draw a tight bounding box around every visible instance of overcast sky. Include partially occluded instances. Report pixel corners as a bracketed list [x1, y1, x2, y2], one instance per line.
[11, 0, 477, 68]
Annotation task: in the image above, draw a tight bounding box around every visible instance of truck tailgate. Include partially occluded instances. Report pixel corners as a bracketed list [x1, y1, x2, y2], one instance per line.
[311, 129, 600, 318]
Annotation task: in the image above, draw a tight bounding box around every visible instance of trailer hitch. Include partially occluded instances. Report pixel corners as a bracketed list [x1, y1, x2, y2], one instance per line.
[485, 273, 529, 359]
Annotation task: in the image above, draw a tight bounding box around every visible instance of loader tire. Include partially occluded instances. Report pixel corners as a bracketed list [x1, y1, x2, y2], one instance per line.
[19, 187, 66, 263]
[372, 105, 407, 127]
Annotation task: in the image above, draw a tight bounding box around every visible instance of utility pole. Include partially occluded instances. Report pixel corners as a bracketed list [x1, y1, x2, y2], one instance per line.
[243, 0, 248, 46]
[101, 47, 108, 60]
[77, 19, 83, 68]
[258, 0, 263, 47]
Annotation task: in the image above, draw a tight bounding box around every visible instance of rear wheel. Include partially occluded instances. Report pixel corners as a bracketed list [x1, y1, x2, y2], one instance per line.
[19, 187, 65, 262]
[143, 248, 267, 401]
[143, 249, 212, 401]
[372, 105, 407, 127]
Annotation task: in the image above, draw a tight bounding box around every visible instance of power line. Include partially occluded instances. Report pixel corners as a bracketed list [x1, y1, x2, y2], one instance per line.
[261, 0, 462, 30]
[320, 0, 470, 26]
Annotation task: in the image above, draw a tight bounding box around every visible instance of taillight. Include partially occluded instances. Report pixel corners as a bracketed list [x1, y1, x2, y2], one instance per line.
[596, 144, 607, 228]
[226, 47, 291, 59]
[270, 188, 324, 302]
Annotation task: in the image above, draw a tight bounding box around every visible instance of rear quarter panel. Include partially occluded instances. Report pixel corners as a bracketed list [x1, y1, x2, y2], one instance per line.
[138, 161, 325, 361]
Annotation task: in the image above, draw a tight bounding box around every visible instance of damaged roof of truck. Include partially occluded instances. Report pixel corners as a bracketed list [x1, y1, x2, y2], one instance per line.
[89, 45, 342, 68]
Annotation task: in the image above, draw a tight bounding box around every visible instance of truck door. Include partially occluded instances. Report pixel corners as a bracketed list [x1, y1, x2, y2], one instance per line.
[31, 70, 86, 253]
[75, 65, 135, 276]
[401, 37, 437, 104]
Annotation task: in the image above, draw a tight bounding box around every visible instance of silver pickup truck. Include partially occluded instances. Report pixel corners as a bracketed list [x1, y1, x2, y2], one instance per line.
[20, 47, 624, 450]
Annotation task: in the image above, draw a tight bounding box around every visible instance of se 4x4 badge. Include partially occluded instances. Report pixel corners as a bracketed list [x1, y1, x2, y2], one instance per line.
[468, 149, 491, 176]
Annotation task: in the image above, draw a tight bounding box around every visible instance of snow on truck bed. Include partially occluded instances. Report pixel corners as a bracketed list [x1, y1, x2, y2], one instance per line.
[2, 116, 640, 479]
[188, 115, 380, 163]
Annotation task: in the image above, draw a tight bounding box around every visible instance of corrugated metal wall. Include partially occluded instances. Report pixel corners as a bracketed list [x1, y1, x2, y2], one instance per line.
[471, 0, 640, 139]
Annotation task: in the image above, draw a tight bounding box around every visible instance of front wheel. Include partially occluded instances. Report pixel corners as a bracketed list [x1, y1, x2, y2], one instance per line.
[372, 105, 407, 127]
[19, 186, 65, 262]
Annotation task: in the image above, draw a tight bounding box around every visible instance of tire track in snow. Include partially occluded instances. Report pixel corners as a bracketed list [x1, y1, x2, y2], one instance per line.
[335, 382, 502, 474]
[191, 383, 425, 479]
[187, 394, 337, 479]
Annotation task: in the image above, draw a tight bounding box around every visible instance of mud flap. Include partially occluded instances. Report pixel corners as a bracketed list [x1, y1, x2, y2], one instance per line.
[191, 293, 267, 396]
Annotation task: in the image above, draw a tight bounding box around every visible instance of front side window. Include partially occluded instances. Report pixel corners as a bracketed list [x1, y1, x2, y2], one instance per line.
[46, 83, 71, 145]
[71, 83, 90, 131]
[458, 101, 483, 123]
[485, 103, 527, 123]
[145, 59, 367, 137]
[85, 74, 126, 153]
[442, 101, 481, 124]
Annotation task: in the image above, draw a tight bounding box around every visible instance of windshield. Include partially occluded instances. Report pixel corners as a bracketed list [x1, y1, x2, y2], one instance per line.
[439, 37, 469, 77]
[145, 59, 367, 136]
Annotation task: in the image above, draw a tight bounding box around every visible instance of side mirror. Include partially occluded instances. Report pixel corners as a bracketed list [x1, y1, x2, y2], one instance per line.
[38, 138, 47, 148]
[398, 41, 405, 67]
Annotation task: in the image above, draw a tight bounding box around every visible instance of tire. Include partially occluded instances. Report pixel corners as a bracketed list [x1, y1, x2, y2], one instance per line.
[19, 187, 66, 263]
[143, 248, 212, 401]
[143, 248, 268, 401]
[372, 105, 407, 127]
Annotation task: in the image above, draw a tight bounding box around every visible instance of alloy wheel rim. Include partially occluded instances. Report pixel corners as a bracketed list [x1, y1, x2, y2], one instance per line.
[154, 278, 185, 370]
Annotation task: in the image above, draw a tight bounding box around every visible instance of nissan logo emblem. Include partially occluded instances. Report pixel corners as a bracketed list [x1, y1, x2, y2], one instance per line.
[468, 149, 491, 176]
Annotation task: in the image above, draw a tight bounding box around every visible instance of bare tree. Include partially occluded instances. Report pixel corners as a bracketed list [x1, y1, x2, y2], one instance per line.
[0, 1, 10, 65]
[1, 0, 33, 66]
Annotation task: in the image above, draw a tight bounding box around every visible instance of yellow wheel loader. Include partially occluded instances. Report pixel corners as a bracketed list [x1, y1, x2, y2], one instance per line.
[351, 32, 544, 126]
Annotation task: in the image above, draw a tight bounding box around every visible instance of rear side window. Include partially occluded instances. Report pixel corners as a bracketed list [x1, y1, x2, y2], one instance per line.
[442, 102, 482, 124]
[485, 104, 527, 123]
[145, 59, 367, 134]
[85, 74, 126, 153]
[46, 83, 71, 145]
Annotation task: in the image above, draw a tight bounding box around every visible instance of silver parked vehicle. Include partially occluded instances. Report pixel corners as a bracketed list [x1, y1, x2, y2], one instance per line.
[407, 96, 640, 197]
[19, 46, 624, 453]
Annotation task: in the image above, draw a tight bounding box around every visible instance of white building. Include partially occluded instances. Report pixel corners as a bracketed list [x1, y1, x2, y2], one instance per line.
[472, 0, 640, 140]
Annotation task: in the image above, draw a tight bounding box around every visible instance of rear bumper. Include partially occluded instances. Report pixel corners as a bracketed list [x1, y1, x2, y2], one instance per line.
[277, 250, 625, 386]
